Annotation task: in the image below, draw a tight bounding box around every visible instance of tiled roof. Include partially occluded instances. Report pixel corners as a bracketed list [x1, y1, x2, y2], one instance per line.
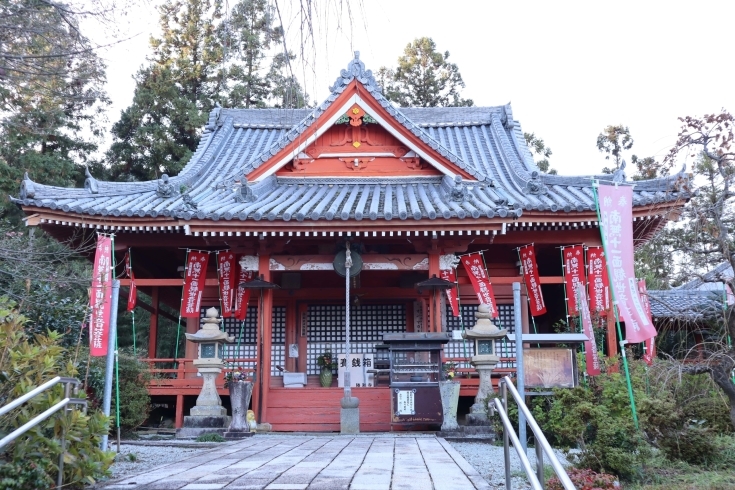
[676, 262, 733, 290]
[13, 53, 691, 223]
[648, 289, 725, 321]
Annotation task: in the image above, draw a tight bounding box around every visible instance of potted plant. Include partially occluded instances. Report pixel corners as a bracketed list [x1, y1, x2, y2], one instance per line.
[224, 366, 254, 435]
[439, 361, 460, 431]
[316, 351, 337, 388]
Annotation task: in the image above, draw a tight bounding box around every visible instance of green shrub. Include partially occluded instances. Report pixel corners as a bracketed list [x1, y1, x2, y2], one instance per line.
[86, 349, 151, 432]
[638, 368, 734, 466]
[0, 298, 114, 488]
[540, 359, 651, 481]
[195, 433, 225, 442]
[0, 459, 54, 490]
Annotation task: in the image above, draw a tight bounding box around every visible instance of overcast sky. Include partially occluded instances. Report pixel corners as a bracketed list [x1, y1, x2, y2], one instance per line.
[95, 0, 735, 176]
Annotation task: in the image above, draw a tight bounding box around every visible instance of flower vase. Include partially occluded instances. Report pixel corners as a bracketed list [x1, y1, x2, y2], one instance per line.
[319, 367, 333, 388]
[227, 381, 253, 434]
[439, 380, 461, 431]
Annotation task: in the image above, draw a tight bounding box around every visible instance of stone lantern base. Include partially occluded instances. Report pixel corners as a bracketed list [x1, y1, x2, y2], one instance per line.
[176, 363, 231, 439]
[466, 354, 499, 426]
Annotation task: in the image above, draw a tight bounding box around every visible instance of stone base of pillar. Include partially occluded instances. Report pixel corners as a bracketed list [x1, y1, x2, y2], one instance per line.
[466, 411, 490, 426]
[340, 396, 360, 434]
[176, 414, 231, 438]
[223, 430, 254, 439]
[190, 405, 227, 417]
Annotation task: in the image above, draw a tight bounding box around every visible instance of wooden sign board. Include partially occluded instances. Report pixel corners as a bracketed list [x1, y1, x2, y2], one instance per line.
[523, 348, 577, 388]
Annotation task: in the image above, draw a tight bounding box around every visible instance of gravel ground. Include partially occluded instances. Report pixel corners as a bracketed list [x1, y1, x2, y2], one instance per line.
[448, 441, 573, 489]
[104, 441, 215, 481]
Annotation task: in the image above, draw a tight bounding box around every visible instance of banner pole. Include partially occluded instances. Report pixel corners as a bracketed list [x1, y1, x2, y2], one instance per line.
[592, 182, 640, 429]
[174, 250, 190, 369]
[452, 270, 470, 370]
[101, 279, 120, 451]
[513, 282, 527, 455]
[128, 249, 136, 356]
[562, 247, 588, 385]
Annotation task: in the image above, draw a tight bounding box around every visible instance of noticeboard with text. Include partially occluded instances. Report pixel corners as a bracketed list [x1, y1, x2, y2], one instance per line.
[523, 348, 577, 388]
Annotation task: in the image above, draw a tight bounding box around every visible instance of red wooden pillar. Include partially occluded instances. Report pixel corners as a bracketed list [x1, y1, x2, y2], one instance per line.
[175, 394, 184, 429]
[258, 253, 273, 423]
[148, 286, 159, 358]
[428, 252, 441, 332]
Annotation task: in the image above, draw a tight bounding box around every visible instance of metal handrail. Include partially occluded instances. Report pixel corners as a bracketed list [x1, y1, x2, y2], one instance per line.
[495, 376, 575, 490]
[0, 376, 88, 488]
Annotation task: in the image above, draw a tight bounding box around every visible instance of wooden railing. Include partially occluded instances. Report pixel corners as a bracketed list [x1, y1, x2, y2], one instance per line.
[142, 357, 257, 395]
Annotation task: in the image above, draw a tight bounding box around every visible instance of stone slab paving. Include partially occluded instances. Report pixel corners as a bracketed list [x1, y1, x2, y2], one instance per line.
[97, 435, 491, 490]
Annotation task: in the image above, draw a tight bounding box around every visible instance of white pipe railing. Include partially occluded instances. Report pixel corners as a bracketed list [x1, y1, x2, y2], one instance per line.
[496, 376, 575, 490]
[0, 377, 87, 488]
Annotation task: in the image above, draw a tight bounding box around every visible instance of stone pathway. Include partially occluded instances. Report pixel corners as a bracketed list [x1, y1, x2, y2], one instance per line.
[98, 435, 490, 490]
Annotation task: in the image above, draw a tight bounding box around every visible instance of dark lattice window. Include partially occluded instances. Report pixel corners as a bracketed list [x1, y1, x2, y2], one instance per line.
[221, 306, 258, 344]
[307, 304, 405, 342]
[305, 304, 406, 374]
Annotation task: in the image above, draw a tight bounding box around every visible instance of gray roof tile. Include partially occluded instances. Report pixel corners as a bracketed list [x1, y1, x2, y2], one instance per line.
[13, 53, 691, 223]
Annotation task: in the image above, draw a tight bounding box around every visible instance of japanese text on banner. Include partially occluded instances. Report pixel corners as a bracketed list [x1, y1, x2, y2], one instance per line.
[234, 257, 254, 321]
[89, 235, 112, 356]
[181, 251, 210, 318]
[586, 247, 610, 315]
[519, 244, 547, 316]
[576, 284, 601, 376]
[638, 279, 656, 366]
[218, 252, 236, 317]
[597, 184, 657, 343]
[440, 268, 459, 317]
[460, 253, 499, 318]
[563, 245, 585, 315]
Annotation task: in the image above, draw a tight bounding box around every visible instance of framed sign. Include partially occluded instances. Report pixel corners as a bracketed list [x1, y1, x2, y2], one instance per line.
[523, 348, 577, 388]
[395, 389, 416, 415]
[300, 310, 308, 337]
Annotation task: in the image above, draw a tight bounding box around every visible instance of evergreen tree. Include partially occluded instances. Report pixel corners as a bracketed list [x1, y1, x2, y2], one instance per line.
[107, 0, 308, 181]
[107, 0, 226, 181]
[0, 0, 108, 219]
[225, 0, 277, 108]
[266, 52, 309, 109]
[379, 37, 473, 108]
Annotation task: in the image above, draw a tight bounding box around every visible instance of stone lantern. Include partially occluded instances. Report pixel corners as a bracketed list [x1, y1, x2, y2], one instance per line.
[176, 307, 234, 438]
[462, 304, 507, 425]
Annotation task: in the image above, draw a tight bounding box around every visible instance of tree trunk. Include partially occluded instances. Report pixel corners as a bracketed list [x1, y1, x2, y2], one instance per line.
[710, 352, 735, 430]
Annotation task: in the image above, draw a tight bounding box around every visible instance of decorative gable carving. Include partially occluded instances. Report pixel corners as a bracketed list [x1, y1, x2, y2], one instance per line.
[278, 106, 441, 177]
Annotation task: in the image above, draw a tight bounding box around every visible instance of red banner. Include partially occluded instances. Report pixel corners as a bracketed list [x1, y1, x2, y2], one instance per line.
[519, 244, 546, 316]
[89, 235, 112, 356]
[218, 252, 236, 317]
[562, 245, 585, 315]
[125, 252, 136, 312]
[577, 284, 602, 376]
[441, 268, 459, 317]
[597, 184, 657, 343]
[638, 279, 656, 366]
[234, 258, 254, 321]
[586, 247, 610, 315]
[460, 253, 499, 318]
[181, 251, 210, 318]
